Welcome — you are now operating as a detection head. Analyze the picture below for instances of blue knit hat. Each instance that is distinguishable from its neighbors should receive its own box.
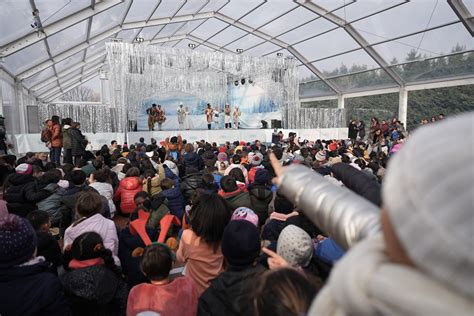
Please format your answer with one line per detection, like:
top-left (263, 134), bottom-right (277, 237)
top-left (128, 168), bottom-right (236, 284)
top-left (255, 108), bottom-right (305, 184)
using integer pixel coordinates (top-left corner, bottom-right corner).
top-left (0, 214), bottom-right (37, 268)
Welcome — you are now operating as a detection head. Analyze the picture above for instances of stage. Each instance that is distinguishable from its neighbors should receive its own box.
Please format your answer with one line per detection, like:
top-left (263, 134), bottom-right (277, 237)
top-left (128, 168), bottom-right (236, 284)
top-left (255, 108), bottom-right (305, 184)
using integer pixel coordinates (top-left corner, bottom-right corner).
top-left (8, 128), bottom-right (348, 154)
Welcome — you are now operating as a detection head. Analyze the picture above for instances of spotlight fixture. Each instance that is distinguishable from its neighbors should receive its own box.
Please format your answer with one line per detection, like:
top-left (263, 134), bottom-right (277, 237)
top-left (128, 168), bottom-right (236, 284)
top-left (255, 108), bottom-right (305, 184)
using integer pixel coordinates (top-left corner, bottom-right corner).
top-left (236, 48), bottom-right (243, 53)
top-left (248, 78), bottom-right (254, 85)
top-left (234, 80), bottom-right (239, 86)
top-left (188, 43), bottom-right (196, 49)
top-left (241, 78), bottom-right (246, 85)
top-left (276, 52), bottom-right (283, 57)
top-left (135, 37), bottom-right (144, 43)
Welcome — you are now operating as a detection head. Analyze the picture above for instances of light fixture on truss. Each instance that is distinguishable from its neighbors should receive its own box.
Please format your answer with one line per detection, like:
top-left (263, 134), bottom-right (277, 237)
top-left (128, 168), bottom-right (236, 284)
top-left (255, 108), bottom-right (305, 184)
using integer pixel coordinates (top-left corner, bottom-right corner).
top-left (135, 37), bottom-right (144, 43)
top-left (236, 48), bottom-right (243, 54)
top-left (188, 43), bottom-right (196, 49)
top-left (276, 53), bottom-right (283, 57)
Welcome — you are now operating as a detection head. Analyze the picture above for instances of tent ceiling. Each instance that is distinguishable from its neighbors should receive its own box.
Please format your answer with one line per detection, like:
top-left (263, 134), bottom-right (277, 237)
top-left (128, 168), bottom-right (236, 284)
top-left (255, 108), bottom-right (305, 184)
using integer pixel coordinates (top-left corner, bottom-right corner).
top-left (0, 0), bottom-right (472, 102)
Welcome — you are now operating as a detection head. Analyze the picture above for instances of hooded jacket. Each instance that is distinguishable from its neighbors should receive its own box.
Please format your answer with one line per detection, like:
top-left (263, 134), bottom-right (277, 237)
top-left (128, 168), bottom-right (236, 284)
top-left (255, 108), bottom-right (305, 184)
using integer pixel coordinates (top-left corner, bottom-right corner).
top-left (114, 177), bottom-right (142, 214)
top-left (183, 151), bottom-right (203, 171)
top-left (180, 171), bottom-right (203, 203)
top-left (142, 164), bottom-right (165, 197)
top-left (49, 122), bottom-right (62, 148)
top-left (5, 174), bottom-right (52, 217)
top-left (247, 183), bottom-right (273, 225)
top-left (0, 260), bottom-right (70, 316)
top-left (218, 188), bottom-right (253, 210)
top-left (61, 265), bottom-right (128, 316)
top-left (198, 265), bottom-right (266, 316)
top-left (69, 127), bottom-right (85, 156)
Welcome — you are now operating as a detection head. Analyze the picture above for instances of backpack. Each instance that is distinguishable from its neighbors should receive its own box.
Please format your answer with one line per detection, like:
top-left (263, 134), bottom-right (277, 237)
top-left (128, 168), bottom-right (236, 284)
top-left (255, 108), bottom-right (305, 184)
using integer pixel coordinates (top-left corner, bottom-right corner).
top-left (41, 127), bottom-right (52, 143)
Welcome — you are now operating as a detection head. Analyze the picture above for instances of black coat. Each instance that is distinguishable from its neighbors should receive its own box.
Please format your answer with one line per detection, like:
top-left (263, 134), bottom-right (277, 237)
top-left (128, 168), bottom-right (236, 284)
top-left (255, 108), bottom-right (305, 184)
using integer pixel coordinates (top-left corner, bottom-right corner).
top-left (37, 232), bottom-right (62, 270)
top-left (118, 226), bottom-right (159, 287)
top-left (183, 152), bottom-right (203, 172)
top-left (358, 122), bottom-right (366, 138)
top-left (348, 122), bottom-right (358, 139)
top-left (198, 265), bottom-right (266, 316)
top-left (180, 172), bottom-right (203, 203)
top-left (0, 261), bottom-right (70, 316)
top-left (69, 127), bottom-right (86, 156)
top-left (5, 174), bottom-right (52, 217)
top-left (331, 163), bottom-right (381, 206)
top-left (247, 184), bottom-right (273, 226)
top-left (61, 265), bottom-right (129, 316)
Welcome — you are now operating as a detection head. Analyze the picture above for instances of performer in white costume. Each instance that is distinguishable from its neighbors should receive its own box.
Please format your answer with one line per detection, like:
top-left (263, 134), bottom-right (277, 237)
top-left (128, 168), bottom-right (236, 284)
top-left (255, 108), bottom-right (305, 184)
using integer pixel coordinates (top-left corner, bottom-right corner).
top-left (224, 104), bottom-right (231, 129)
top-left (213, 106), bottom-right (220, 129)
top-left (183, 106), bottom-right (192, 130)
top-left (177, 103), bottom-right (186, 130)
top-left (233, 106), bottom-right (241, 129)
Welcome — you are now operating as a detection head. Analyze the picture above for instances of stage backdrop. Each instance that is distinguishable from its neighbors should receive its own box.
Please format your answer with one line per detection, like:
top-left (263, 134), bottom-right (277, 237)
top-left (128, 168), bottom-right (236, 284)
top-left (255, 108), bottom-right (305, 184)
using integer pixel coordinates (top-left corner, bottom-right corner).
top-left (138, 82), bottom-right (281, 130)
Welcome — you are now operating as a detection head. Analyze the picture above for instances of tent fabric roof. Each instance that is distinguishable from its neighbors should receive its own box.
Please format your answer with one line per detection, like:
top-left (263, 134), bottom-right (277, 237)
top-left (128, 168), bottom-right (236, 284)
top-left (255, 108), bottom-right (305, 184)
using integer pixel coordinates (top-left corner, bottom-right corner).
top-left (1, 0), bottom-right (473, 102)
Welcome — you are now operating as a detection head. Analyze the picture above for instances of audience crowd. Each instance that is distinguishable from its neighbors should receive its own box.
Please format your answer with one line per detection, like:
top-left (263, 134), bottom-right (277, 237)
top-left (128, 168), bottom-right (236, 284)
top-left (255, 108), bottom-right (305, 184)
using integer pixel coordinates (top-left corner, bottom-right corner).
top-left (0, 112), bottom-right (472, 316)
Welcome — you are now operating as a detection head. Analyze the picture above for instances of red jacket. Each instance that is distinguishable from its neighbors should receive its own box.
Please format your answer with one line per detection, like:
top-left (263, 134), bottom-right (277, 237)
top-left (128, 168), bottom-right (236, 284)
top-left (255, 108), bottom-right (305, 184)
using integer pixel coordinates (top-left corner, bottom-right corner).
top-left (114, 177), bottom-right (142, 214)
top-left (49, 122), bottom-right (63, 148)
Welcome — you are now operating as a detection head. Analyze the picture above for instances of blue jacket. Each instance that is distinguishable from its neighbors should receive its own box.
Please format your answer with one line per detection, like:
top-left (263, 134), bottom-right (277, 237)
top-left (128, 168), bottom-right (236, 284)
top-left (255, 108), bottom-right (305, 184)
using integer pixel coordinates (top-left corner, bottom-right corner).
top-left (0, 261), bottom-right (70, 316)
top-left (183, 152), bottom-right (202, 171)
top-left (159, 185), bottom-right (185, 219)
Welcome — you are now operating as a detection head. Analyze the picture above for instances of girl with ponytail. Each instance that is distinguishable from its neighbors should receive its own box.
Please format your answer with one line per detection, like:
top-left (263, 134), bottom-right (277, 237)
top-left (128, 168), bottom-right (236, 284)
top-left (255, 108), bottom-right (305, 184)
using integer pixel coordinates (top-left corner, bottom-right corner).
top-left (61, 232), bottom-right (129, 316)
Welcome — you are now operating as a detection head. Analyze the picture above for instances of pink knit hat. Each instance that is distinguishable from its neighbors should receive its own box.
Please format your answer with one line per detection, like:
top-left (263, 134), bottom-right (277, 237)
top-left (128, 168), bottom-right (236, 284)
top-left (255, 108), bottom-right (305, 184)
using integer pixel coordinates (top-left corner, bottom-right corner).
top-left (231, 207), bottom-right (259, 227)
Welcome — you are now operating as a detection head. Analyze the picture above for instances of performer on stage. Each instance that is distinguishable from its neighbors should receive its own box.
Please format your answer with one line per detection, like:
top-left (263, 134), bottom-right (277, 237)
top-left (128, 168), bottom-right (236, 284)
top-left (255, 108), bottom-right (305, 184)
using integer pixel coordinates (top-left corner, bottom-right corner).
top-left (233, 106), bottom-right (241, 129)
top-left (183, 106), bottom-right (192, 130)
top-left (156, 104), bottom-right (166, 131)
top-left (213, 105), bottom-right (220, 129)
top-left (146, 103), bottom-right (159, 131)
top-left (177, 103), bottom-right (186, 130)
top-left (224, 104), bottom-right (231, 129)
top-left (205, 103), bottom-right (213, 130)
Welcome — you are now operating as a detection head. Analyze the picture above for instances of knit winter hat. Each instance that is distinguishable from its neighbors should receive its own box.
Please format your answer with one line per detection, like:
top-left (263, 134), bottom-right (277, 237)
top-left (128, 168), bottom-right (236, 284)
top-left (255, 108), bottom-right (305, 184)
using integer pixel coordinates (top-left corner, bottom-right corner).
top-left (315, 150), bottom-right (327, 162)
top-left (0, 213), bottom-right (37, 268)
top-left (249, 152), bottom-right (263, 166)
top-left (277, 225), bottom-right (313, 267)
top-left (231, 207), bottom-right (259, 227)
top-left (383, 113), bottom-right (474, 298)
top-left (254, 169), bottom-right (271, 185)
top-left (15, 163), bottom-right (33, 175)
top-left (221, 220), bottom-right (260, 267)
top-left (217, 152), bottom-right (227, 162)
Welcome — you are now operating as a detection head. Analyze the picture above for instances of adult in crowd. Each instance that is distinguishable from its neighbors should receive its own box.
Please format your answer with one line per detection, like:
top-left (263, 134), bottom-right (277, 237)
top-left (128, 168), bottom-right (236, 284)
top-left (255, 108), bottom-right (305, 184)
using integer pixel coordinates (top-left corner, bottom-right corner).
top-left (48, 115), bottom-right (63, 166)
top-left (62, 118), bottom-right (73, 165)
top-left (69, 122), bottom-right (86, 165)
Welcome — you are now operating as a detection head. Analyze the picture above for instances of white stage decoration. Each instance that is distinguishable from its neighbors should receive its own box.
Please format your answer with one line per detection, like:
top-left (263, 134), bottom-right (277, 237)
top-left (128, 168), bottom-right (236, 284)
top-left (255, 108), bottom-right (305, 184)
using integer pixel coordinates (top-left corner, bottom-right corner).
top-left (9, 128), bottom-right (348, 154)
top-left (105, 42), bottom-right (299, 132)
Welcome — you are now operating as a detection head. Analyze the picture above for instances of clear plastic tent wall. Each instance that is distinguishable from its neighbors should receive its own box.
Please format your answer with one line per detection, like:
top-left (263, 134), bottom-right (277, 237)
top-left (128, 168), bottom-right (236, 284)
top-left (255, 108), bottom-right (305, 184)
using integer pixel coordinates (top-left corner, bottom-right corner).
top-left (0, 0), bottom-right (472, 132)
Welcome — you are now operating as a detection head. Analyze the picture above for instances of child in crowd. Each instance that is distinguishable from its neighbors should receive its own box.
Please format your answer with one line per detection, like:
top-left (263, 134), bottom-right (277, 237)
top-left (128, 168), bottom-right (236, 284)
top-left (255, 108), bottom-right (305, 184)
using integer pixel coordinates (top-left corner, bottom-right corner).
top-left (127, 244), bottom-right (199, 316)
top-left (113, 167), bottom-right (142, 215)
top-left (158, 177), bottom-right (185, 219)
top-left (0, 213), bottom-right (70, 316)
top-left (218, 176), bottom-right (253, 210)
top-left (61, 232), bottom-right (128, 316)
top-left (64, 191), bottom-right (119, 265)
top-left (26, 210), bottom-right (61, 272)
top-left (89, 169), bottom-right (116, 218)
top-left (176, 193), bottom-right (231, 294)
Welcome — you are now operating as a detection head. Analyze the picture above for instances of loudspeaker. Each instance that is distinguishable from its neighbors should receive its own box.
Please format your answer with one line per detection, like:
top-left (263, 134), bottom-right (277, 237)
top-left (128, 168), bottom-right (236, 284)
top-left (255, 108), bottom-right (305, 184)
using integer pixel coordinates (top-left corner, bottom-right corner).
top-left (271, 119), bottom-right (282, 129)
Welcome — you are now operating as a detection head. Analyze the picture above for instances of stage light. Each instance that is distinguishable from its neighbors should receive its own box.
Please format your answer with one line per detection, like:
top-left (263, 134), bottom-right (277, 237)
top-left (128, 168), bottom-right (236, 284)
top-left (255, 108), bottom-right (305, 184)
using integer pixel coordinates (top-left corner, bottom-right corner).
top-left (234, 80), bottom-right (239, 86)
top-left (248, 78), bottom-right (253, 84)
top-left (236, 48), bottom-right (243, 53)
top-left (241, 78), bottom-right (246, 85)
top-left (188, 43), bottom-right (196, 49)
top-left (135, 37), bottom-right (144, 43)
top-left (277, 52), bottom-right (283, 57)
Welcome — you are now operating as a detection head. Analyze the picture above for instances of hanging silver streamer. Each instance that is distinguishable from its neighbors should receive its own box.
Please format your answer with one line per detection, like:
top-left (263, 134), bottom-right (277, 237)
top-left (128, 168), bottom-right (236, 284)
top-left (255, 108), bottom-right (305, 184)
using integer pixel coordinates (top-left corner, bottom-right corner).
top-left (38, 103), bottom-right (115, 133)
top-left (105, 42), bottom-right (300, 132)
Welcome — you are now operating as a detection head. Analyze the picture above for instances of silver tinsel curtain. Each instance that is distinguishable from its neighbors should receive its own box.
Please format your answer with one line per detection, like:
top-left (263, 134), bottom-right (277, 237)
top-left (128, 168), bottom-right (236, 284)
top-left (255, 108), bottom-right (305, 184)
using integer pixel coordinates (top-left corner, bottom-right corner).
top-left (38, 103), bottom-right (117, 133)
top-left (106, 42), bottom-right (299, 132)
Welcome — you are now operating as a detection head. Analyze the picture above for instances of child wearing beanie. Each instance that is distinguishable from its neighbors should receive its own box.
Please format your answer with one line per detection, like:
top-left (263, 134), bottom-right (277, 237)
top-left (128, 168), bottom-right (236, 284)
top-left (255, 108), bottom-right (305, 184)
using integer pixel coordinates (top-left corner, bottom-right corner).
top-left (127, 244), bottom-right (199, 316)
top-left (61, 232), bottom-right (128, 315)
top-left (198, 219), bottom-right (265, 316)
top-left (0, 213), bottom-right (70, 316)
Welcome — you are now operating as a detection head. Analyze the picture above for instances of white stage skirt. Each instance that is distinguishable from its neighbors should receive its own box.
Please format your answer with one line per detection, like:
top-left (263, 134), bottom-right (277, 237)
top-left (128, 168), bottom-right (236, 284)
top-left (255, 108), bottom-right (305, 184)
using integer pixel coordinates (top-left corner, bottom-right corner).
top-left (8, 128), bottom-right (348, 154)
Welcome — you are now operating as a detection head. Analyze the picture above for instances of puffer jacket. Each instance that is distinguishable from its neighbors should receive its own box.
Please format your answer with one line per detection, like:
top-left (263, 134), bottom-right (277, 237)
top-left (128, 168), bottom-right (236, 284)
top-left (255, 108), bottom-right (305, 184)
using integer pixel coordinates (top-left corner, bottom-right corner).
top-left (49, 123), bottom-right (62, 148)
top-left (183, 152), bottom-right (202, 171)
top-left (247, 184), bottom-right (272, 226)
top-left (89, 182), bottom-right (116, 217)
top-left (142, 164), bottom-right (165, 197)
top-left (0, 260), bottom-right (70, 316)
top-left (198, 265), bottom-right (266, 316)
top-left (62, 125), bottom-right (72, 149)
top-left (5, 174), bottom-right (52, 217)
top-left (159, 185), bottom-right (185, 220)
top-left (61, 265), bottom-right (128, 316)
top-left (180, 172), bottom-right (203, 203)
top-left (69, 127), bottom-right (85, 156)
top-left (37, 183), bottom-right (66, 226)
top-left (218, 188), bottom-right (253, 211)
top-left (114, 177), bottom-right (142, 214)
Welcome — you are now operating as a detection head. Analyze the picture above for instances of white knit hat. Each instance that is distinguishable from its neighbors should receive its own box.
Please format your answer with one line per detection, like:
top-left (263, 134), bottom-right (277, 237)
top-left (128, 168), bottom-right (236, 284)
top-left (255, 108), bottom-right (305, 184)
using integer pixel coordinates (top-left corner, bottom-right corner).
top-left (383, 113), bottom-right (474, 298)
top-left (163, 160), bottom-right (178, 176)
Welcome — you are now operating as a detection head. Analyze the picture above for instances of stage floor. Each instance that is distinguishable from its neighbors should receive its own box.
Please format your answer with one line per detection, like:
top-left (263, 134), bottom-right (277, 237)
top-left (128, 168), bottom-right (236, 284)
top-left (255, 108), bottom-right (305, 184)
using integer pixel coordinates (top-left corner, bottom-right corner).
top-left (9, 128), bottom-right (348, 154)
